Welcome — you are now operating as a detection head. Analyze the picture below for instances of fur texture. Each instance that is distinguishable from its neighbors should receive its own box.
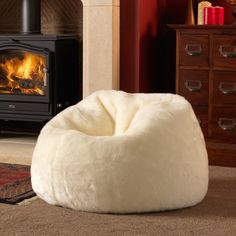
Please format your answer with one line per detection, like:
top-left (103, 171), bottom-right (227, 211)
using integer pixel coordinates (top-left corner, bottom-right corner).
top-left (31, 90), bottom-right (209, 213)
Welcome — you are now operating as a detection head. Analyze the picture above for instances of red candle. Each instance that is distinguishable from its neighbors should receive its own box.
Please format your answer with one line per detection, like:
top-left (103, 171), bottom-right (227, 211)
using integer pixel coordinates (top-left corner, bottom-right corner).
top-left (204, 7), bottom-right (216, 25)
top-left (215, 7), bottom-right (224, 25)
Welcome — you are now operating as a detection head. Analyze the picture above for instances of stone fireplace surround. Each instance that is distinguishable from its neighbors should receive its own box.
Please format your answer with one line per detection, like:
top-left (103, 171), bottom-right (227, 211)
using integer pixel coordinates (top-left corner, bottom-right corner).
top-left (81, 0), bottom-right (120, 97)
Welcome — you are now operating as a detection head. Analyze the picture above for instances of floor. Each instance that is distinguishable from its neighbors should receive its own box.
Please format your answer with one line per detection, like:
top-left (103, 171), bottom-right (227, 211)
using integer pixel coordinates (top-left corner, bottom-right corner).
top-left (0, 132), bottom-right (235, 235)
top-left (0, 133), bottom-right (37, 165)
top-left (0, 166), bottom-right (235, 235)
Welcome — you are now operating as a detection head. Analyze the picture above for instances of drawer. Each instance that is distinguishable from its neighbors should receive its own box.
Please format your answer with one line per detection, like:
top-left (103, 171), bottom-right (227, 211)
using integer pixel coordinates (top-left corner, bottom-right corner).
top-left (0, 101), bottom-right (50, 113)
top-left (213, 35), bottom-right (236, 67)
top-left (178, 70), bottom-right (209, 105)
top-left (179, 34), bottom-right (209, 66)
top-left (212, 71), bottom-right (236, 105)
top-left (210, 106), bottom-right (236, 143)
top-left (192, 106), bottom-right (208, 137)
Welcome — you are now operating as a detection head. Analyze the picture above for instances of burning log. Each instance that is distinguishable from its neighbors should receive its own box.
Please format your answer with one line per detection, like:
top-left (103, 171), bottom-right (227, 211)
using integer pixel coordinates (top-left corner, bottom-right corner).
top-left (0, 87), bottom-right (21, 94)
top-left (11, 75), bottom-right (44, 89)
top-left (0, 76), bottom-right (8, 86)
top-left (0, 87), bottom-right (13, 92)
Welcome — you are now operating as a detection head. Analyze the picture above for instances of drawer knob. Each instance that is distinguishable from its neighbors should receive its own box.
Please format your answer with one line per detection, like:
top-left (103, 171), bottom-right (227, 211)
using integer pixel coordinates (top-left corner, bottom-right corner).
top-left (185, 44), bottom-right (202, 56)
top-left (218, 118), bottom-right (236, 131)
top-left (185, 80), bottom-right (202, 92)
top-left (219, 82), bottom-right (236, 94)
top-left (219, 45), bottom-right (236, 58)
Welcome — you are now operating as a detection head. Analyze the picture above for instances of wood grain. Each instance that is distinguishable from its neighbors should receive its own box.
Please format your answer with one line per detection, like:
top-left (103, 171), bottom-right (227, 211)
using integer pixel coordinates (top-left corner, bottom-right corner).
top-left (174, 25), bottom-right (236, 167)
top-left (207, 141), bottom-right (236, 167)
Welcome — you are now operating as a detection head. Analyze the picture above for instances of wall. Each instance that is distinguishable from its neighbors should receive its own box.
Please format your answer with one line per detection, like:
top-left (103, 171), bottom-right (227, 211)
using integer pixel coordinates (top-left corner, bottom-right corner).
top-left (0, 0), bottom-right (83, 35)
top-left (120, 0), bottom-right (234, 93)
top-left (139, 0), bottom-right (161, 92)
top-left (120, 0), bottom-right (187, 93)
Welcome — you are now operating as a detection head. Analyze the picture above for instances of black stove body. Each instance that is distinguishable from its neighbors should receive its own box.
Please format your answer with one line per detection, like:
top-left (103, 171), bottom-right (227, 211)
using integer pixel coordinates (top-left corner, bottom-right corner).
top-left (0, 35), bottom-right (80, 122)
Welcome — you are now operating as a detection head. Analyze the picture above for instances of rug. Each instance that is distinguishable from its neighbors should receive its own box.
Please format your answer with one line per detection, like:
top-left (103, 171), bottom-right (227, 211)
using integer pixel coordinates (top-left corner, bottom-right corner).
top-left (0, 163), bottom-right (35, 204)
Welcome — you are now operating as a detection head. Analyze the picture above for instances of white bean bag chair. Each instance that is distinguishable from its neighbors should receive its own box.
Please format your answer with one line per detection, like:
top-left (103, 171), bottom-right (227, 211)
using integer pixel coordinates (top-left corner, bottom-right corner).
top-left (31, 90), bottom-right (208, 213)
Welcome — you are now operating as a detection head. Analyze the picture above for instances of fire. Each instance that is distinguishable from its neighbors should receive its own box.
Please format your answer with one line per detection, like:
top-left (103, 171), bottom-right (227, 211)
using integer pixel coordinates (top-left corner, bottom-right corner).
top-left (0, 51), bottom-right (46, 95)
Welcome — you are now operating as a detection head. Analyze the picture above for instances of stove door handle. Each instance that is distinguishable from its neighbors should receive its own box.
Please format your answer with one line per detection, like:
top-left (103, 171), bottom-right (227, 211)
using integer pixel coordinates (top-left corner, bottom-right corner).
top-left (43, 68), bottom-right (49, 86)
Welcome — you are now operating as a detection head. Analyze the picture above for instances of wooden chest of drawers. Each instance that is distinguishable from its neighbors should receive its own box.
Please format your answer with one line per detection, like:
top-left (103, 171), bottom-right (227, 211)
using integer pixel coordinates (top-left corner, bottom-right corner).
top-left (172, 25), bottom-right (236, 167)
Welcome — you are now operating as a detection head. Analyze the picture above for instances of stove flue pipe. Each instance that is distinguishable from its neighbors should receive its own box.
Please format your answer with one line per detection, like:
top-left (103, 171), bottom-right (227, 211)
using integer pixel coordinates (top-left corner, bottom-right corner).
top-left (22, 0), bottom-right (41, 34)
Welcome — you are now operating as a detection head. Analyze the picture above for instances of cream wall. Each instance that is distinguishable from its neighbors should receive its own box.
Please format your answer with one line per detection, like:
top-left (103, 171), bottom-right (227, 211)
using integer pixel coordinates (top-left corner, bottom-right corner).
top-left (81, 0), bottom-right (120, 97)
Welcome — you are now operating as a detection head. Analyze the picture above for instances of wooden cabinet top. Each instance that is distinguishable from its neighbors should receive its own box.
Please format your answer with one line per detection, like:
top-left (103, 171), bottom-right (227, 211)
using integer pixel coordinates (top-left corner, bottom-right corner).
top-left (168, 24), bottom-right (236, 30)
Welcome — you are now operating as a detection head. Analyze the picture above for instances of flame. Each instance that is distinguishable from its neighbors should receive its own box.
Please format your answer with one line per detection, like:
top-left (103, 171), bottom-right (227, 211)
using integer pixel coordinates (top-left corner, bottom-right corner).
top-left (0, 52), bottom-right (46, 95)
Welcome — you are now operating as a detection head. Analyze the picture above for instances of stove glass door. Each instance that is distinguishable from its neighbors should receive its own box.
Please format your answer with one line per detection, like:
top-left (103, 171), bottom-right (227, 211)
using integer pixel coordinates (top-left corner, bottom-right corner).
top-left (0, 49), bottom-right (46, 96)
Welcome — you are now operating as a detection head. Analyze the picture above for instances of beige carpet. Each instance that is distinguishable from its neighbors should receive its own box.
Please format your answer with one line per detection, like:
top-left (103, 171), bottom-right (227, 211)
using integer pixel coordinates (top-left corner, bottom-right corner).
top-left (0, 166), bottom-right (235, 236)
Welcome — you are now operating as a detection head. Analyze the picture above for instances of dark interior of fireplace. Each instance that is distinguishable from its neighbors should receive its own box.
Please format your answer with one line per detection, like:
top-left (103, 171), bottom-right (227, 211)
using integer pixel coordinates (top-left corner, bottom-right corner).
top-left (0, 0), bottom-right (83, 133)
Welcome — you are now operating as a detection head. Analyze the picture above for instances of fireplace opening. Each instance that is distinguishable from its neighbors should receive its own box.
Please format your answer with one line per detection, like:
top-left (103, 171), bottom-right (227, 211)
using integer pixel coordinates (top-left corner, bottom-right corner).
top-left (0, 50), bottom-right (46, 95)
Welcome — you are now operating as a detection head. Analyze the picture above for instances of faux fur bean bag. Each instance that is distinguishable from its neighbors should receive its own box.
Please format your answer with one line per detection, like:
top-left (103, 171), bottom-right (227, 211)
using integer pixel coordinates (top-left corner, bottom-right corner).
top-left (31, 90), bottom-right (209, 213)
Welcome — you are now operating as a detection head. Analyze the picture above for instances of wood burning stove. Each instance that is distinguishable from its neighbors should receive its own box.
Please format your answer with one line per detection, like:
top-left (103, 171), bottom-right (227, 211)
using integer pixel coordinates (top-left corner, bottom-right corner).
top-left (0, 35), bottom-right (80, 122)
top-left (0, 0), bottom-right (81, 123)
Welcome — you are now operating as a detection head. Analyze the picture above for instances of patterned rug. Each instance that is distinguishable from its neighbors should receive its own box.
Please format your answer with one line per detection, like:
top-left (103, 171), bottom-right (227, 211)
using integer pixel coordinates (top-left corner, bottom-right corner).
top-left (0, 163), bottom-right (35, 204)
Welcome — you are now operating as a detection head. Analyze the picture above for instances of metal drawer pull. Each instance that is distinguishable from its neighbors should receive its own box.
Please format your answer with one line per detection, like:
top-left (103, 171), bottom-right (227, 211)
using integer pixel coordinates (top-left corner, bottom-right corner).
top-left (219, 82), bottom-right (236, 94)
top-left (185, 44), bottom-right (202, 56)
top-left (219, 45), bottom-right (236, 58)
top-left (218, 118), bottom-right (236, 131)
top-left (185, 80), bottom-right (202, 92)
